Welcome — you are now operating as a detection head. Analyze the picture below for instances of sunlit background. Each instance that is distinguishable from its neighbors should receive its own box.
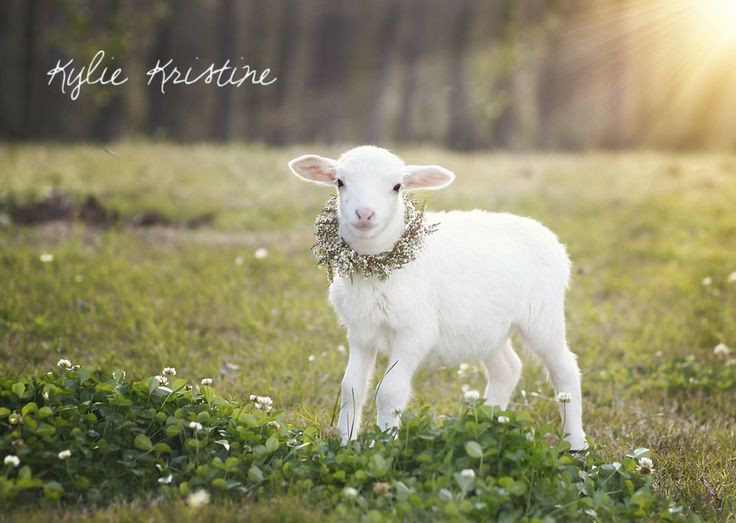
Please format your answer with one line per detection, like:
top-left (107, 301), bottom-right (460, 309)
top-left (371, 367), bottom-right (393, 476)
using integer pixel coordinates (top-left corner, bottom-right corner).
top-left (1, 0), bottom-right (735, 149)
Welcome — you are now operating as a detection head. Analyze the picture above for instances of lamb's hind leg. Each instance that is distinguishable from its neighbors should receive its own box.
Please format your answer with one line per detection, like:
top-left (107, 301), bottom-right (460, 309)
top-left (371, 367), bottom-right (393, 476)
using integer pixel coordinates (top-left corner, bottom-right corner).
top-left (520, 313), bottom-right (587, 451)
top-left (483, 339), bottom-right (522, 409)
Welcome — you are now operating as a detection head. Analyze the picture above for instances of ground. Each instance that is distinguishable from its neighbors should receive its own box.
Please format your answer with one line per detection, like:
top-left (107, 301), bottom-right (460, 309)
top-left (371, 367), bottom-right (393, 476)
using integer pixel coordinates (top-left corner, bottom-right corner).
top-left (1, 144), bottom-right (735, 521)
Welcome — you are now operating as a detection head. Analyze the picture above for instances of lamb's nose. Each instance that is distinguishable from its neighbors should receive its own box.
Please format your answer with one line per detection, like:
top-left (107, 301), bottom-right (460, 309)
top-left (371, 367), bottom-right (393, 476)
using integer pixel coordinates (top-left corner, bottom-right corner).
top-left (355, 208), bottom-right (375, 221)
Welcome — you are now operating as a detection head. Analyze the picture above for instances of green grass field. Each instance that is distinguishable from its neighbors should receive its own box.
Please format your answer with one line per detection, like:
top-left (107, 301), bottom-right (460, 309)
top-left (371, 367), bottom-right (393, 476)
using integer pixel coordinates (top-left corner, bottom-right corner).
top-left (1, 144), bottom-right (735, 521)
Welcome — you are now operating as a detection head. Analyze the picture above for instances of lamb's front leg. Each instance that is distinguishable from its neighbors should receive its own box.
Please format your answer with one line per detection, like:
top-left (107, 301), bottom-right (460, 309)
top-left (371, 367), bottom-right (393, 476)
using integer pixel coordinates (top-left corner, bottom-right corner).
top-left (337, 343), bottom-right (376, 444)
top-left (376, 350), bottom-right (421, 433)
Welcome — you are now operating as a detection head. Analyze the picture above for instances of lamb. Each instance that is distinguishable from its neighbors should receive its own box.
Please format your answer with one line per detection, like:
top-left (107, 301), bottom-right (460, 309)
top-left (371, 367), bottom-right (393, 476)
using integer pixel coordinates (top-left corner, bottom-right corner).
top-left (288, 145), bottom-right (587, 451)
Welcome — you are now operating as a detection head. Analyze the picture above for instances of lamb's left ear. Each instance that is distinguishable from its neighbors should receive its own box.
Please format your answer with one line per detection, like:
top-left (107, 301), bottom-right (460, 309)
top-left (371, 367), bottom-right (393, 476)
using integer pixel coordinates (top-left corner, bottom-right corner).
top-left (402, 164), bottom-right (456, 191)
top-left (288, 154), bottom-right (338, 186)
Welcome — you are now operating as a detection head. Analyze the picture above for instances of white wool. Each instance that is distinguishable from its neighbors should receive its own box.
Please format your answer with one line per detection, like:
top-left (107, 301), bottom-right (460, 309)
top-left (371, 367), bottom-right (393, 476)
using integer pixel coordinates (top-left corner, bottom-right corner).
top-left (289, 146), bottom-right (587, 451)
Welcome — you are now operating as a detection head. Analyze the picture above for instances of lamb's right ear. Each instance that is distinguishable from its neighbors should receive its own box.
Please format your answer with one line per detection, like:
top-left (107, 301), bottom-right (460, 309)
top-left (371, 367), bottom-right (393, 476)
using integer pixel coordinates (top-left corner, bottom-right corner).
top-left (288, 155), bottom-right (338, 186)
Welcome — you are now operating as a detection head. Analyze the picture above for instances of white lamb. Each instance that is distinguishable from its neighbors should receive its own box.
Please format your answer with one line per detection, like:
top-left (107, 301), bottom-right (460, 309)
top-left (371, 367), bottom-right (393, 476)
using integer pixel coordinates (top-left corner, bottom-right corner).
top-left (288, 145), bottom-right (587, 451)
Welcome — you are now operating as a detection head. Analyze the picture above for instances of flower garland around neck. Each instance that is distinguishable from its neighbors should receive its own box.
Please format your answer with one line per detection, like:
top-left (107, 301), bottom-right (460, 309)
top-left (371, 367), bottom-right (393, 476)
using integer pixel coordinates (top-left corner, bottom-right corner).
top-left (313, 194), bottom-right (438, 282)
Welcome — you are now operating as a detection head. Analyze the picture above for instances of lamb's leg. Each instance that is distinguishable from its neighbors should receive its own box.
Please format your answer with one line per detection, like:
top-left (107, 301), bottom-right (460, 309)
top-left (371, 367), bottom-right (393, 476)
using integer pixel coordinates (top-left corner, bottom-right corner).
top-left (483, 339), bottom-right (522, 409)
top-left (337, 344), bottom-right (376, 444)
top-left (375, 353), bottom-right (420, 433)
top-left (521, 318), bottom-right (587, 451)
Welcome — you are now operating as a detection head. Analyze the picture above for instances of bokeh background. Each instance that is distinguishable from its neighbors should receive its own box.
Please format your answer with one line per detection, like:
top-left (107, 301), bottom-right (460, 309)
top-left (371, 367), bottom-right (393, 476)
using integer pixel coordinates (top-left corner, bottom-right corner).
top-left (3, 0), bottom-right (736, 149)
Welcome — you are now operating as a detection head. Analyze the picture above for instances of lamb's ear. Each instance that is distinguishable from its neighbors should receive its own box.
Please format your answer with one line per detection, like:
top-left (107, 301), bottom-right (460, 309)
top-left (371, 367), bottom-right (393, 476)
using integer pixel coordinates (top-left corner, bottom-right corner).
top-left (402, 164), bottom-right (456, 191)
top-left (288, 155), bottom-right (338, 186)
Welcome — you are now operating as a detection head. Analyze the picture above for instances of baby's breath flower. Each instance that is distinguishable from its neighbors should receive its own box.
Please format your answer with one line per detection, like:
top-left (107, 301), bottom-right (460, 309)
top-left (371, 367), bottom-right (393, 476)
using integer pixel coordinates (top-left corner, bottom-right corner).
top-left (158, 474), bottom-right (173, 484)
top-left (636, 457), bottom-right (654, 475)
top-left (57, 358), bottom-right (73, 370)
top-left (464, 389), bottom-right (481, 402)
top-left (201, 378), bottom-right (213, 385)
top-left (188, 421), bottom-right (203, 432)
top-left (40, 253), bottom-right (54, 263)
top-left (714, 343), bottom-right (731, 357)
top-left (162, 367), bottom-right (176, 376)
top-left (556, 392), bottom-right (572, 404)
top-left (154, 375), bottom-right (169, 386)
top-left (58, 449), bottom-right (71, 460)
top-left (313, 195), bottom-right (437, 281)
top-left (187, 488), bottom-right (210, 508)
top-left (460, 469), bottom-right (476, 480)
top-left (4, 455), bottom-right (20, 467)
top-left (373, 481), bottom-right (391, 495)
top-left (497, 415), bottom-right (510, 424)
top-left (342, 486), bottom-right (359, 498)
top-left (254, 248), bottom-right (268, 259)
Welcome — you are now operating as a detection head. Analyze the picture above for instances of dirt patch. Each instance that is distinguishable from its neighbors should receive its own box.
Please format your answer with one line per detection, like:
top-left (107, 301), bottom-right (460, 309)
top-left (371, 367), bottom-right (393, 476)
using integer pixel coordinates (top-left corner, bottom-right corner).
top-left (5, 191), bottom-right (215, 229)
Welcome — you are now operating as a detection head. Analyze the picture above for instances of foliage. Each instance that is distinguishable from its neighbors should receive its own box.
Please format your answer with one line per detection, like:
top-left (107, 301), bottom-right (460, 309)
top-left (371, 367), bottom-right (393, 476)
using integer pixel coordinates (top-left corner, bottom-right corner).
top-left (1, 364), bottom-right (685, 521)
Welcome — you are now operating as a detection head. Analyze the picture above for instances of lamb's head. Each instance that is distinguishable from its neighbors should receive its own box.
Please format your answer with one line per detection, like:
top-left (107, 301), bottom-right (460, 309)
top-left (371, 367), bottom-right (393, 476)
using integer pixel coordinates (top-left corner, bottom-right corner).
top-left (288, 146), bottom-right (455, 254)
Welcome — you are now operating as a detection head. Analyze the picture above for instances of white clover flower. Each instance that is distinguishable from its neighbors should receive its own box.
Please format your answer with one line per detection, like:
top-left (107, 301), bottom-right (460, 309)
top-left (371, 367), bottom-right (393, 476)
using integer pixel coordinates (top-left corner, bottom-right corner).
top-left (254, 248), bottom-right (269, 259)
top-left (158, 474), bottom-right (173, 484)
top-left (154, 375), bottom-right (169, 386)
top-left (162, 367), bottom-right (176, 376)
top-left (702, 276), bottom-right (713, 286)
top-left (286, 438), bottom-right (299, 447)
top-left (4, 455), bottom-right (20, 467)
top-left (728, 271), bottom-right (736, 283)
top-left (234, 256), bottom-right (244, 266)
top-left (57, 358), bottom-right (73, 370)
top-left (189, 421), bottom-right (203, 432)
top-left (201, 378), bottom-right (213, 385)
top-left (308, 354), bottom-right (315, 363)
top-left (40, 253), bottom-right (54, 263)
top-left (637, 457), bottom-right (654, 475)
top-left (464, 389), bottom-right (481, 402)
top-left (249, 394), bottom-right (257, 401)
top-left (253, 395), bottom-right (273, 411)
top-left (343, 486), bottom-right (359, 498)
top-left (497, 416), bottom-right (510, 424)
top-left (556, 392), bottom-right (572, 404)
top-left (58, 449), bottom-right (71, 460)
top-left (460, 468), bottom-right (476, 480)
top-left (187, 488), bottom-right (210, 508)
top-left (337, 344), bottom-right (346, 353)
top-left (714, 343), bottom-right (731, 357)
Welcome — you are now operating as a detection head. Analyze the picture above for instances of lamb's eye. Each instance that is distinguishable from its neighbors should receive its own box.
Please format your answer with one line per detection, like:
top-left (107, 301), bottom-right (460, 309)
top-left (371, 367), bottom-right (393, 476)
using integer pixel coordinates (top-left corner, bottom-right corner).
top-left (393, 183), bottom-right (402, 192)
top-left (337, 179), bottom-right (344, 188)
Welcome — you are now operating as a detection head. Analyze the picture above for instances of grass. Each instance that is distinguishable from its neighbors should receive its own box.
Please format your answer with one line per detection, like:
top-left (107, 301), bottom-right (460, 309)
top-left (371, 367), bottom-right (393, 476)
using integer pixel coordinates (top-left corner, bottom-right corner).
top-left (1, 143), bottom-right (735, 520)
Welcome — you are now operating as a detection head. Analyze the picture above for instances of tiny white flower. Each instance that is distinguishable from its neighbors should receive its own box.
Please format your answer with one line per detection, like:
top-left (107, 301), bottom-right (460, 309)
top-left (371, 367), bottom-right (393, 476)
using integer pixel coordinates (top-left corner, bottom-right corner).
top-left (158, 474), bottom-right (173, 484)
top-left (249, 394), bottom-right (256, 401)
top-left (187, 488), bottom-right (210, 508)
top-left (556, 392), bottom-right (572, 404)
top-left (343, 486), bottom-right (359, 498)
top-left (286, 438), bottom-right (298, 447)
top-left (497, 416), bottom-right (510, 424)
top-left (337, 344), bottom-right (346, 353)
top-left (57, 358), bottom-right (73, 370)
top-left (714, 343), bottom-right (731, 357)
top-left (728, 271), bottom-right (736, 283)
top-left (254, 248), bottom-right (268, 259)
top-left (40, 253), bottom-right (54, 263)
top-left (637, 457), bottom-right (654, 474)
top-left (189, 421), bottom-right (203, 432)
top-left (702, 276), bottom-right (713, 286)
top-left (253, 395), bottom-right (273, 411)
top-left (234, 256), bottom-right (244, 266)
top-left (464, 389), bottom-right (481, 402)
top-left (154, 375), bottom-right (169, 386)
top-left (4, 455), bottom-right (20, 467)
top-left (201, 378), bottom-right (213, 385)
top-left (58, 449), bottom-right (71, 460)
top-left (460, 468), bottom-right (476, 480)
top-left (162, 367), bottom-right (176, 376)
top-left (308, 354), bottom-right (315, 363)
